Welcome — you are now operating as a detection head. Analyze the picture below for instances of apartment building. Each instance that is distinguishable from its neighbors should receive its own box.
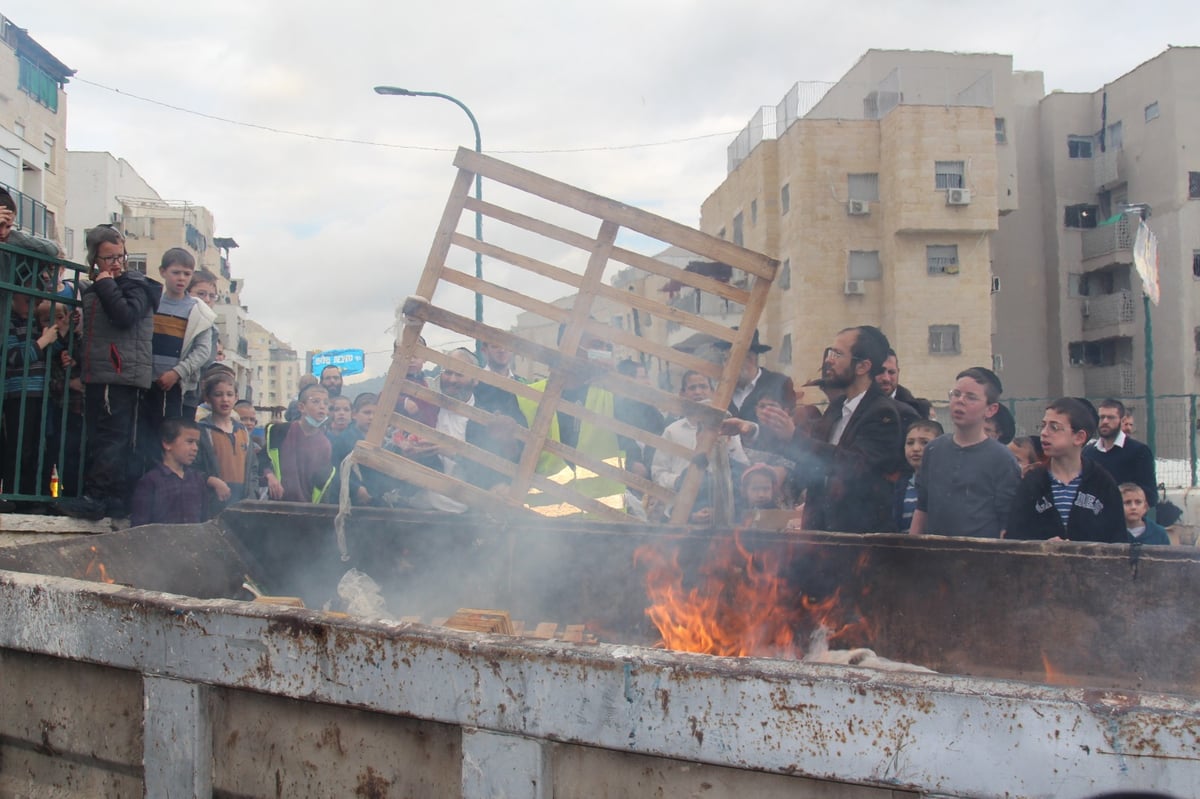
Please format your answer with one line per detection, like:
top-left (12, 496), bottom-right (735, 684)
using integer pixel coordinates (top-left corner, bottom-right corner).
top-left (1037, 47), bottom-right (1200, 400)
top-left (245, 318), bottom-right (302, 420)
top-left (0, 14), bottom-right (72, 245)
top-left (700, 50), bottom-right (1042, 401)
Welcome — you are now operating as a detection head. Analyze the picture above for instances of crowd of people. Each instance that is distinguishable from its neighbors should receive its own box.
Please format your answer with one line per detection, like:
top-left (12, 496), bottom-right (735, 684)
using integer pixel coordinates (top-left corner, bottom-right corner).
top-left (0, 217), bottom-right (1176, 544)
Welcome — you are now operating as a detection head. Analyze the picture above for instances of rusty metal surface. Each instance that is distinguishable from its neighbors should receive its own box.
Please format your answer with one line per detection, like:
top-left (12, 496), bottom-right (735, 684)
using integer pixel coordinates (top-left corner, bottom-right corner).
top-left (1, 570), bottom-right (1195, 798)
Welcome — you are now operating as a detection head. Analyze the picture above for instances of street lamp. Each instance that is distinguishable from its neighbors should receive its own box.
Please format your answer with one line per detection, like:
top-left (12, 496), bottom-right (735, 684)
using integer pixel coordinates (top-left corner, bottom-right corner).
top-left (375, 86), bottom-right (484, 325)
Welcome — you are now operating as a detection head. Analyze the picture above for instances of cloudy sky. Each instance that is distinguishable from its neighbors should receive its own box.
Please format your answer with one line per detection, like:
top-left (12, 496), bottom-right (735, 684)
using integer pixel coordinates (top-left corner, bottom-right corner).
top-left (14, 1), bottom-right (1195, 380)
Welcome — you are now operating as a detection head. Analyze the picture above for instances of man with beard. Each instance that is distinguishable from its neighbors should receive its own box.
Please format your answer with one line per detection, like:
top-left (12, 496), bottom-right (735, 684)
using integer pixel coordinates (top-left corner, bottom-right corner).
top-left (1083, 398), bottom-right (1157, 509)
top-left (875, 349), bottom-right (932, 421)
top-left (713, 328), bottom-right (795, 426)
top-left (319, 365), bottom-right (344, 398)
top-left (738, 325), bottom-right (906, 532)
top-left (407, 348), bottom-right (526, 512)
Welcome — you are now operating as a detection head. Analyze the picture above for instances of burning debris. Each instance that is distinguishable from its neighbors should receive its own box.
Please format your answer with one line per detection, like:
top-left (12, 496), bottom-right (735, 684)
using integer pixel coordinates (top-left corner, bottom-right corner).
top-left (634, 530), bottom-right (930, 671)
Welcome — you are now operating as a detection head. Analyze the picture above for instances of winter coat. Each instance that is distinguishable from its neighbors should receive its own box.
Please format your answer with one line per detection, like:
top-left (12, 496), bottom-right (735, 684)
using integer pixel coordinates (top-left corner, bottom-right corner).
top-left (80, 272), bottom-right (162, 388)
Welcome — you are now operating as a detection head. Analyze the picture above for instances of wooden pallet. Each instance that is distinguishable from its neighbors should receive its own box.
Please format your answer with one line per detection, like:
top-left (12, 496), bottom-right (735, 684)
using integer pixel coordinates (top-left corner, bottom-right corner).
top-left (357, 147), bottom-right (777, 525)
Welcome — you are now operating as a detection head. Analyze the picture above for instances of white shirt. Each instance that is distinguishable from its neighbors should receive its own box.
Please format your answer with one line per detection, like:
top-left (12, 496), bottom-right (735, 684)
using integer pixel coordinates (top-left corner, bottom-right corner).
top-left (1094, 430), bottom-right (1127, 453)
top-left (652, 417), bottom-right (750, 490)
top-left (830, 390), bottom-right (866, 446)
top-left (730, 368), bottom-right (762, 413)
top-left (426, 396), bottom-right (474, 513)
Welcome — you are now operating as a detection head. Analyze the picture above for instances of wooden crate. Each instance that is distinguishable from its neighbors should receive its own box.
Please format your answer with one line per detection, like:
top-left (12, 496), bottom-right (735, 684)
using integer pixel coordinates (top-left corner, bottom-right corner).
top-left (357, 147), bottom-right (777, 524)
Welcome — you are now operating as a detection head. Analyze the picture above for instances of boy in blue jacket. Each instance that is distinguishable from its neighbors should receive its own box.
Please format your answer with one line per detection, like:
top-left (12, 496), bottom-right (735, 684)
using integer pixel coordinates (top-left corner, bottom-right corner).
top-left (1121, 483), bottom-right (1172, 545)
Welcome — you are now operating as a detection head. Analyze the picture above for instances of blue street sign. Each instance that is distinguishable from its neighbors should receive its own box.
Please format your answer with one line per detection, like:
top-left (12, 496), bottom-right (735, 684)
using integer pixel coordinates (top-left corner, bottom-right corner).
top-left (311, 349), bottom-right (365, 377)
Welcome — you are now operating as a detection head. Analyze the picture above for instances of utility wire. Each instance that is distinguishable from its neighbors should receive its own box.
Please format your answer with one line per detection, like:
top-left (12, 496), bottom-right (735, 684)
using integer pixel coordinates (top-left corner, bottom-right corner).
top-left (73, 76), bottom-right (740, 154)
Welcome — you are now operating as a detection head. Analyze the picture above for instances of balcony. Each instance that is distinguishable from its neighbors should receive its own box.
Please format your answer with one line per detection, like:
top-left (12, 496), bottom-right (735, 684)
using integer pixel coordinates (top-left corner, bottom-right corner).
top-left (0, 182), bottom-right (54, 239)
top-left (1081, 216), bottom-right (1133, 263)
top-left (1083, 363), bottom-right (1135, 397)
top-left (1082, 290), bottom-right (1135, 332)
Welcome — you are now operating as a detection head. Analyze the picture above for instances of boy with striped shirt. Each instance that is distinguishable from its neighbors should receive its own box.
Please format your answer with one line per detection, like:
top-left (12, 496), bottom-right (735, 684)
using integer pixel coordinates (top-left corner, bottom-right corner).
top-left (1006, 397), bottom-right (1124, 543)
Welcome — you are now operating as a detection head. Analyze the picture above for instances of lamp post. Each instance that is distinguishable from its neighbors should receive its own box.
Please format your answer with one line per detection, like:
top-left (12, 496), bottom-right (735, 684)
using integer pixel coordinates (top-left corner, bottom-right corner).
top-left (375, 86), bottom-right (484, 325)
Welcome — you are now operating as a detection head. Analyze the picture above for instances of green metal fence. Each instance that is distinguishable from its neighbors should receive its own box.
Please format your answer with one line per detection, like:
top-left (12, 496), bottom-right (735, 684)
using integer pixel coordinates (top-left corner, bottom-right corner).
top-left (1, 241), bottom-right (87, 505)
top-left (1000, 395), bottom-right (1199, 489)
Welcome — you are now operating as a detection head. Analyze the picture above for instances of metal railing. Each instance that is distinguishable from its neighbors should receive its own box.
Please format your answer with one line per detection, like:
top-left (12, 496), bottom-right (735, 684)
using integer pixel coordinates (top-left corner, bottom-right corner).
top-left (0, 182), bottom-right (55, 241)
top-left (1082, 290), bottom-right (1135, 330)
top-left (1006, 394), bottom-right (1200, 489)
top-left (1081, 216), bottom-right (1134, 262)
top-left (0, 242), bottom-right (87, 504)
top-left (727, 105), bottom-right (777, 173)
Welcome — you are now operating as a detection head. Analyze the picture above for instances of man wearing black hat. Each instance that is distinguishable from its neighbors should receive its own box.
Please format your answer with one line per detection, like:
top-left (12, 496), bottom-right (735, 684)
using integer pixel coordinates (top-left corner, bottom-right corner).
top-left (730, 325), bottom-right (906, 533)
top-left (714, 328), bottom-right (795, 426)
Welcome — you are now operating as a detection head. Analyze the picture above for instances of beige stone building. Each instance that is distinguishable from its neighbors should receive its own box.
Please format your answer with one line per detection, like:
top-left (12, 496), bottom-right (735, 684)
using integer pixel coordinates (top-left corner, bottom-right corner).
top-left (700, 50), bottom-right (1038, 402)
top-left (0, 14), bottom-right (71, 245)
top-left (245, 319), bottom-right (303, 420)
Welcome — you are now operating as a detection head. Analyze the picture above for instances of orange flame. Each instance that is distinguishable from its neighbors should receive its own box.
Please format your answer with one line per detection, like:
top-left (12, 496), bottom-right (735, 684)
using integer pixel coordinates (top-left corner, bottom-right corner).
top-left (634, 531), bottom-right (872, 659)
top-left (82, 545), bottom-right (116, 585)
top-left (1041, 652), bottom-right (1080, 686)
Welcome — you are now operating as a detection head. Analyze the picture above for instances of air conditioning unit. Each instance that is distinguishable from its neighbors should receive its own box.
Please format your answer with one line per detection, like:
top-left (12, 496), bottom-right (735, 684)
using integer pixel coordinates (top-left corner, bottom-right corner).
top-left (844, 279), bottom-right (866, 296)
top-left (946, 188), bottom-right (972, 206)
top-left (847, 199), bottom-right (870, 216)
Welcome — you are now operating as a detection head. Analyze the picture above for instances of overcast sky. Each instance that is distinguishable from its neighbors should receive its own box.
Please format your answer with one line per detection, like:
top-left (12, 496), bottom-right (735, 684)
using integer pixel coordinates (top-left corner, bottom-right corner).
top-left (13, 1), bottom-right (1196, 380)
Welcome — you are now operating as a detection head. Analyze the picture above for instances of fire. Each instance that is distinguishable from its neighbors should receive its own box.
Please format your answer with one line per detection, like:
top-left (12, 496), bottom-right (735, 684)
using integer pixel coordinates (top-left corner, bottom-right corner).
top-left (82, 545), bottom-right (116, 585)
top-left (1041, 652), bottom-right (1080, 686)
top-left (633, 531), bottom-right (872, 659)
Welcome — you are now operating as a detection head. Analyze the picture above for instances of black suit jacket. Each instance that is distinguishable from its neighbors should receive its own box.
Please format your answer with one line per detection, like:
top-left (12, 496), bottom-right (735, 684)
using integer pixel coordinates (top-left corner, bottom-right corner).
top-left (792, 384), bottom-right (907, 533)
top-left (729, 367), bottom-right (796, 425)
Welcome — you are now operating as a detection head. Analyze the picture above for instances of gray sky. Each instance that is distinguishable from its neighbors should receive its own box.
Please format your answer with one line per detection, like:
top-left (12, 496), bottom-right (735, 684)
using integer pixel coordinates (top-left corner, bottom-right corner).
top-left (14, 1), bottom-right (1195, 379)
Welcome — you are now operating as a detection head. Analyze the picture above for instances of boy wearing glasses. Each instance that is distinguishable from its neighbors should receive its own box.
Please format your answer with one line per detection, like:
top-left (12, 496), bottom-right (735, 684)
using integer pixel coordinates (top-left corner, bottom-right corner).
top-left (1006, 398), bottom-right (1124, 543)
top-left (910, 367), bottom-right (1019, 538)
top-left (58, 225), bottom-right (162, 520)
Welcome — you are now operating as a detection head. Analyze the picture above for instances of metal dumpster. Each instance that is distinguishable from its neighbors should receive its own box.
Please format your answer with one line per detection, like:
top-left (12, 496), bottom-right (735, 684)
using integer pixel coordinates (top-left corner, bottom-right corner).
top-left (1, 503), bottom-right (1197, 798)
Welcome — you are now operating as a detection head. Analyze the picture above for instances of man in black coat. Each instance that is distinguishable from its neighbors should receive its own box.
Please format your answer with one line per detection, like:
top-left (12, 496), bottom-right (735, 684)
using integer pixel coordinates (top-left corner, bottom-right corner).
top-left (748, 325), bottom-right (906, 533)
top-left (1083, 398), bottom-right (1157, 507)
top-left (875, 349), bottom-right (932, 420)
top-left (713, 328), bottom-right (795, 426)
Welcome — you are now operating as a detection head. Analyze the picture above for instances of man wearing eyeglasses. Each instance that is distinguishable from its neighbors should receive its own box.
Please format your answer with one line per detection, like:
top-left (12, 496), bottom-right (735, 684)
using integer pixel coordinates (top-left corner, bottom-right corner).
top-left (737, 325), bottom-right (906, 533)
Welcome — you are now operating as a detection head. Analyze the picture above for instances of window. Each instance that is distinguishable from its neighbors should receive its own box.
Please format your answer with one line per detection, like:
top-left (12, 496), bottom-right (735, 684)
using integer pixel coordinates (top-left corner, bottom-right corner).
top-left (1145, 101), bottom-right (1159, 122)
top-left (780, 258), bottom-right (791, 290)
top-left (1189, 172), bottom-right (1200, 200)
top-left (1068, 135), bottom-right (1093, 159)
top-left (18, 56), bottom-right (58, 112)
top-left (750, 199), bottom-right (758, 226)
top-left (64, 227), bottom-right (74, 259)
top-left (780, 184), bottom-right (790, 214)
top-left (848, 250), bottom-right (882, 280)
top-left (1194, 328), bottom-right (1200, 352)
top-left (848, 173), bottom-right (880, 202)
top-left (929, 325), bottom-right (961, 355)
top-left (1064, 203), bottom-right (1099, 229)
top-left (926, 245), bottom-right (959, 275)
top-left (780, 334), bottom-right (792, 365)
top-left (1107, 121), bottom-right (1123, 150)
top-left (126, 255), bottom-right (147, 274)
top-left (1068, 273), bottom-right (1088, 297)
top-left (934, 161), bottom-right (965, 190)
top-left (994, 117), bottom-right (1007, 144)
top-left (43, 133), bottom-right (56, 172)
top-left (992, 354), bottom-right (1004, 373)
top-left (732, 212), bottom-right (744, 247)
top-left (1193, 250), bottom-right (1200, 279)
